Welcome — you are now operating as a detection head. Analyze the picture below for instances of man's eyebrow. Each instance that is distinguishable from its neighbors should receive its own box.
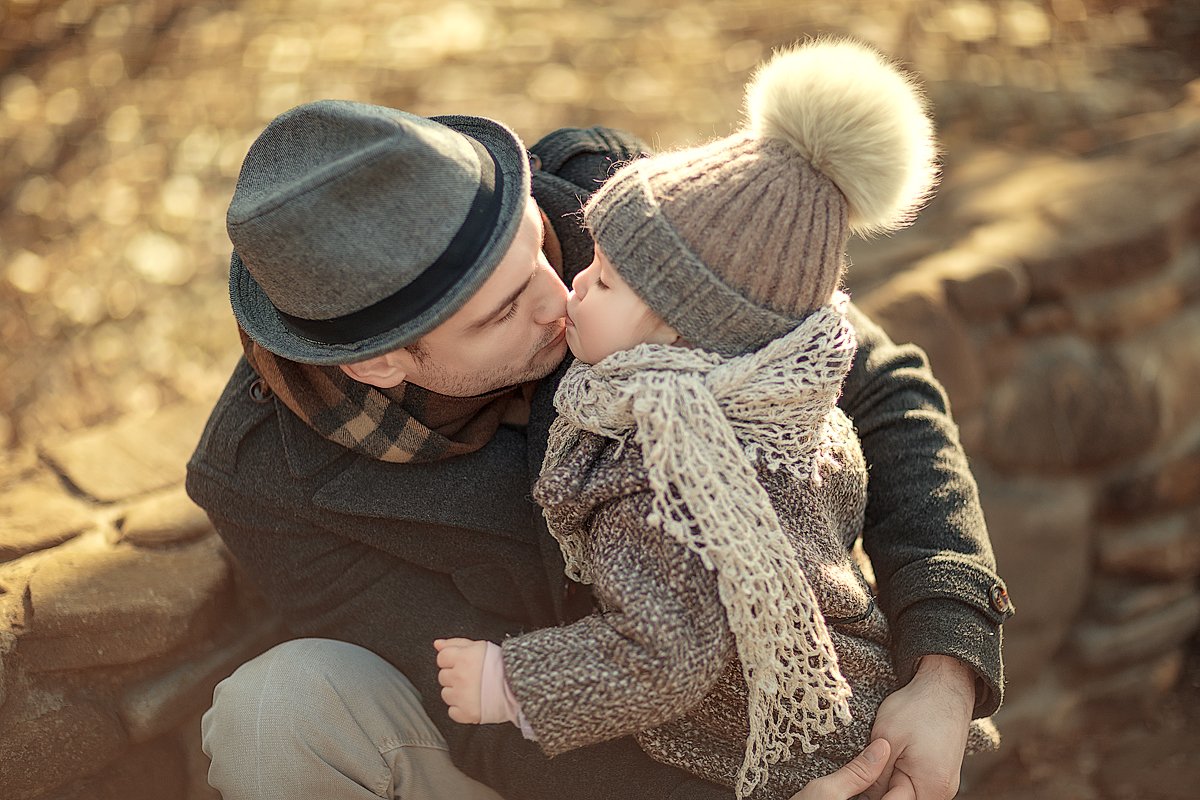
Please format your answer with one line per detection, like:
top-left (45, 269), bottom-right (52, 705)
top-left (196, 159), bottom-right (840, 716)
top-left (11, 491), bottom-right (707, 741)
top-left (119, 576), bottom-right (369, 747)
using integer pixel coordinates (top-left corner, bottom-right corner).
top-left (467, 272), bottom-right (534, 330)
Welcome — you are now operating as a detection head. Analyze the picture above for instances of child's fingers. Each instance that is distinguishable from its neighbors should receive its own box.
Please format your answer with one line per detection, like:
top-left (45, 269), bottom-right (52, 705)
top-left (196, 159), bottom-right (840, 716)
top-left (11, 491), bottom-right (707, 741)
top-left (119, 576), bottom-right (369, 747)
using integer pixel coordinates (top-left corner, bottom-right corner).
top-left (448, 705), bottom-right (477, 724)
top-left (436, 648), bottom-right (456, 669)
top-left (441, 685), bottom-right (467, 711)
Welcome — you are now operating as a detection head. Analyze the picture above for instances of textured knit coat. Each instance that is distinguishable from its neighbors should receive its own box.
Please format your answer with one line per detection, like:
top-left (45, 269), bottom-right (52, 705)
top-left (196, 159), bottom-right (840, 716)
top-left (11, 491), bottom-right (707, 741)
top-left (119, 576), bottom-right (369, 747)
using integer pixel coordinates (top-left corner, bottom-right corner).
top-left (187, 126), bottom-right (1013, 800)
top-left (504, 372), bottom-right (997, 800)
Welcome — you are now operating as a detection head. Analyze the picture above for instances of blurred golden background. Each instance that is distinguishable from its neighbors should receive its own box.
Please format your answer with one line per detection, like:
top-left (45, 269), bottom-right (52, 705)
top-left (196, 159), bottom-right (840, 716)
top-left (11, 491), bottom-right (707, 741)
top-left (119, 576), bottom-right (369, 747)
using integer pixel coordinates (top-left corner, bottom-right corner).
top-left (1, 0), bottom-right (1197, 449)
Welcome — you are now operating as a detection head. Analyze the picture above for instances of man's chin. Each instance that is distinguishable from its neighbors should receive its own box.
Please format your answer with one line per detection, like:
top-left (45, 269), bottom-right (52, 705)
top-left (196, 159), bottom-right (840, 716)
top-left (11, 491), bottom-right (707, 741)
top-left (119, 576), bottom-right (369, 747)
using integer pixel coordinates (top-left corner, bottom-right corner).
top-left (527, 335), bottom-right (569, 380)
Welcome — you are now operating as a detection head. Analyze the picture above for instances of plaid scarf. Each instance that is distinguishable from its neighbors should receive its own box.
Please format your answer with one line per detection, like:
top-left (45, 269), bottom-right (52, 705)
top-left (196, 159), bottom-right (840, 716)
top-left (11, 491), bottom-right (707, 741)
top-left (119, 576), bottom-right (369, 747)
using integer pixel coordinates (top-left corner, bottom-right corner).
top-left (240, 327), bottom-right (532, 463)
top-left (238, 206), bottom-right (564, 463)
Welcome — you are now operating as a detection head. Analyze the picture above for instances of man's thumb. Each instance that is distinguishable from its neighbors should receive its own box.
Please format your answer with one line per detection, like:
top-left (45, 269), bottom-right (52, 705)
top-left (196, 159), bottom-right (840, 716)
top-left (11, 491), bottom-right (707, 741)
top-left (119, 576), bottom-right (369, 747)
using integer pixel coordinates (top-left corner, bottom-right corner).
top-left (793, 738), bottom-right (892, 800)
top-left (840, 739), bottom-right (890, 789)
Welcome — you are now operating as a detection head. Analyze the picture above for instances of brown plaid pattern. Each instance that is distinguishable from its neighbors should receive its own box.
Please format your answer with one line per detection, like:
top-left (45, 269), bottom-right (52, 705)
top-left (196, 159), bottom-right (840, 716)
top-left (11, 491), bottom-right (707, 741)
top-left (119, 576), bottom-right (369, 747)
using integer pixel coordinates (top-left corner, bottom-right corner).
top-left (240, 328), bottom-right (524, 463)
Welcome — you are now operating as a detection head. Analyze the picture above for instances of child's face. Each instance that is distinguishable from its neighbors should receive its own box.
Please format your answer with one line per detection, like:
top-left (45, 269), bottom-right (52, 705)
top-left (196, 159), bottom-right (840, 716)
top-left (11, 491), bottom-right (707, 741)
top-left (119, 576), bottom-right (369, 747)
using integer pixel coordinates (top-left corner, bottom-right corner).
top-left (566, 245), bottom-right (678, 365)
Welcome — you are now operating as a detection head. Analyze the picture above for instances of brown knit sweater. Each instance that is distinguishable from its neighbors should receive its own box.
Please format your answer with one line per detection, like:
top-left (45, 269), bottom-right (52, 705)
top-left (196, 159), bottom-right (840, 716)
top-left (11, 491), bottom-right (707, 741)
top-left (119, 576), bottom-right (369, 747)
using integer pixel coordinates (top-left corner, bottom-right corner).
top-left (503, 425), bottom-right (998, 799)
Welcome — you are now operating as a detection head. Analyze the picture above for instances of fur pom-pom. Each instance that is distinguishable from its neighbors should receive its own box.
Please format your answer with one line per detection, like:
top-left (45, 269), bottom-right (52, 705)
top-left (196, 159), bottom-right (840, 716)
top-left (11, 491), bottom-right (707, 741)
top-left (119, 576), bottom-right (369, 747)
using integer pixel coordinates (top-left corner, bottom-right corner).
top-left (745, 39), bottom-right (938, 236)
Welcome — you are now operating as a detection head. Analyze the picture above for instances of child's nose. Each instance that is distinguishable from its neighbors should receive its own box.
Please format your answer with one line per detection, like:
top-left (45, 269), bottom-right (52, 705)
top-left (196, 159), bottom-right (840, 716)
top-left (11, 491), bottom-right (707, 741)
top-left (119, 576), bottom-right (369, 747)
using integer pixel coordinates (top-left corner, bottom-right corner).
top-left (571, 269), bottom-right (588, 298)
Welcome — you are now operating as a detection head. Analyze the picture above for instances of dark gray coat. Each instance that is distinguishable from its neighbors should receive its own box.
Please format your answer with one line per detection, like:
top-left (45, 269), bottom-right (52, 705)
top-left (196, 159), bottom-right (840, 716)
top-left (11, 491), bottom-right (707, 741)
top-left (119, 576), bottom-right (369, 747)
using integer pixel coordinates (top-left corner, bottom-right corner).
top-left (187, 126), bottom-right (1012, 800)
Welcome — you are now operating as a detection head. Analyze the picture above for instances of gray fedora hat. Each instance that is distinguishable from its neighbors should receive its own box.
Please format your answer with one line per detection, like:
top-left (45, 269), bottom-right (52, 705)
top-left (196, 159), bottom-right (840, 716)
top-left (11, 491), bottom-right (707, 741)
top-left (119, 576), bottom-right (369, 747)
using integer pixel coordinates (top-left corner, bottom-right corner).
top-left (227, 99), bottom-right (531, 365)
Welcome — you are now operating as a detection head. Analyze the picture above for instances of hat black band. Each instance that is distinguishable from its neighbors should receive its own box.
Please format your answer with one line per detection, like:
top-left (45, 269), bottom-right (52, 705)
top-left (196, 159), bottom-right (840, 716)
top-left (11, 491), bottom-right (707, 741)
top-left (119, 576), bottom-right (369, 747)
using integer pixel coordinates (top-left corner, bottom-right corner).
top-left (275, 136), bottom-right (504, 346)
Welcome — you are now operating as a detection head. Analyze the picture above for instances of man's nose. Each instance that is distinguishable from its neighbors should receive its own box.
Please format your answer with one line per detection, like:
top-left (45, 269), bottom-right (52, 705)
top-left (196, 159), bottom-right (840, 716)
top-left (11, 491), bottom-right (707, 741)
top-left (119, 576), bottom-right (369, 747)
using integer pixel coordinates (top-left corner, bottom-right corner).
top-left (533, 275), bottom-right (568, 324)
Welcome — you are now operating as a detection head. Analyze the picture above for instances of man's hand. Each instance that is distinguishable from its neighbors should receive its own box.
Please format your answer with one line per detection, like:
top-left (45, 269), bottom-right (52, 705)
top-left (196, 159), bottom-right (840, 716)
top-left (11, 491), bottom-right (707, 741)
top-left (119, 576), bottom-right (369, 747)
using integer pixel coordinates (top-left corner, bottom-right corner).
top-left (865, 655), bottom-right (975, 800)
top-left (434, 638), bottom-right (489, 724)
top-left (790, 739), bottom-right (891, 800)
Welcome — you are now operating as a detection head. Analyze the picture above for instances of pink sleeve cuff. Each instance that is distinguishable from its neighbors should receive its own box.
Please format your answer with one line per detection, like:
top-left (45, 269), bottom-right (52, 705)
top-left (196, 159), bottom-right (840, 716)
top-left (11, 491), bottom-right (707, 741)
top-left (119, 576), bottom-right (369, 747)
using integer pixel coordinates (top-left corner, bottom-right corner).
top-left (481, 642), bottom-right (537, 740)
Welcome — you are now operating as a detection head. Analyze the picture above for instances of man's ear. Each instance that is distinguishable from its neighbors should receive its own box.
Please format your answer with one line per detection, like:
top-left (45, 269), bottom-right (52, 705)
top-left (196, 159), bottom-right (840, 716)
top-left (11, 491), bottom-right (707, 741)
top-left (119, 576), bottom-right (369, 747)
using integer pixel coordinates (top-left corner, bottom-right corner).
top-left (339, 351), bottom-right (408, 388)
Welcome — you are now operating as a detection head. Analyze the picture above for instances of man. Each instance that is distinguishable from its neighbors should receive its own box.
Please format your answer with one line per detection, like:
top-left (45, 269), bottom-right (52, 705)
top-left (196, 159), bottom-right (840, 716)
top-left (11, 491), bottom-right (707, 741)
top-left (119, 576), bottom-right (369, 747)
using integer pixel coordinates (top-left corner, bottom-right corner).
top-left (188, 100), bottom-right (1013, 800)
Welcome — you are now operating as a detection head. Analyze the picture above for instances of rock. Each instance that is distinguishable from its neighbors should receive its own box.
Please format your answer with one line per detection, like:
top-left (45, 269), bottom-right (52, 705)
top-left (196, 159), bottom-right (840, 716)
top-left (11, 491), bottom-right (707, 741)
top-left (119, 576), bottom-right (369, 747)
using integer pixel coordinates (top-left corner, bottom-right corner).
top-left (1117, 304), bottom-right (1200, 444)
top-left (844, 230), bottom-right (943, 294)
top-left (0, 631), bottom-right (15, 711)
top-left (0, 471), bottom-right (95, 562)
top-left (950, 151), bottom-right (1085, 225)
top-left (181, 707), bottom-right (223, 800)
top-left (1015, 302), bottom-right (1075, 336)
top-left (983, 337), bottom-right (1160, 472)
top-left (51, 737), bottom-right (187, 800)
top-left (987, 669), bottom-right (1084, 747)
top-left (1022, 165), bottom-right (1191, 300)
top-left (20, 536), bottom-right (232, 671)
top-left (1100, 435), bottom-right (1200, 520)
top-left (969, 319), bottom-right (1018, 384)
top-left (119, 486), bottom-right (214, 547)
top-left (1070, 593), bottom-right (1200, 668)
top-left (1097, 512), bottom-right (1200, 580)
top-left (857, 273), bottom-right (986, 415)
top-left (976, 470), bottom-right (1093, 691)
top-left (1069, 274), bottom-right (1184, 340)
top-left (0, 690), bottom-right (127, 800)
top-left (1089, 576), bottom-right (1199, 624)
top-left (1077, 648), bottom-right (1186, 705)
top-left (119, 617), bottom-right (283, 743)
top-left (39, 403), bottom-right (209, 503)
top-left (939, 252), bottom-right (1031, 321)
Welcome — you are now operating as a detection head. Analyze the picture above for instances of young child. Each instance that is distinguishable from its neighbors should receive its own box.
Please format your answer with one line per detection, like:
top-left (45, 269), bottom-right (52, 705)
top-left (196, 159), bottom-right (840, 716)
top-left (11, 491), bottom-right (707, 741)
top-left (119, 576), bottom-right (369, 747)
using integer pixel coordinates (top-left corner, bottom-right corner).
top-left (436, 40), bottom-right (998, 799)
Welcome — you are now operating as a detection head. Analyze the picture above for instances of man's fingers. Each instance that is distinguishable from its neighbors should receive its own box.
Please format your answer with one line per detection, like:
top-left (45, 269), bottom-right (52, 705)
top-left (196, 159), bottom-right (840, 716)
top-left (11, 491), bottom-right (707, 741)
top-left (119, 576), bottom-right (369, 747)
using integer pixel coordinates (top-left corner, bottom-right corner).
top-left (863, 746), bottom-right (900, 800)
top-left (880, 769), bottom-right (916, 800)
top-left (790, 739), bottom-right (890, 800)
top-left (840, 739), bottom-right (890, 787)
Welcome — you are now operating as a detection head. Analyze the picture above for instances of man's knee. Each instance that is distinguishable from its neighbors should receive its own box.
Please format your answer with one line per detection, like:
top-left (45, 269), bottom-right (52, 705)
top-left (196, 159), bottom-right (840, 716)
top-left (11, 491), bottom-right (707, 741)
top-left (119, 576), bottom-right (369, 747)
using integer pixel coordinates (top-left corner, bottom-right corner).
top-left (203, 638), bottom-right (428, 797)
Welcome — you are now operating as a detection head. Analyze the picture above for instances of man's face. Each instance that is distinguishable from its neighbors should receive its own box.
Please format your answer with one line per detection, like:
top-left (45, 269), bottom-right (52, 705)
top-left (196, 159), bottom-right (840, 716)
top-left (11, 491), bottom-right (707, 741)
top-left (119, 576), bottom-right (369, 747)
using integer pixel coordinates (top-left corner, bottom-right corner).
top-left (402, 197), bottom-right (569, 396)
top-left (565, 245), bottom-right (676, 365)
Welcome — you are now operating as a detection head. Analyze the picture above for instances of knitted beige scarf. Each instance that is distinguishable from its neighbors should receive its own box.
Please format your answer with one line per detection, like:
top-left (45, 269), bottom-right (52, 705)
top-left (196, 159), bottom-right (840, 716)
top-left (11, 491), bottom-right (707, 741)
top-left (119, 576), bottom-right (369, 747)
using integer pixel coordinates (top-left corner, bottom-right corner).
top-left (545, 293), bottom-right (859, 797)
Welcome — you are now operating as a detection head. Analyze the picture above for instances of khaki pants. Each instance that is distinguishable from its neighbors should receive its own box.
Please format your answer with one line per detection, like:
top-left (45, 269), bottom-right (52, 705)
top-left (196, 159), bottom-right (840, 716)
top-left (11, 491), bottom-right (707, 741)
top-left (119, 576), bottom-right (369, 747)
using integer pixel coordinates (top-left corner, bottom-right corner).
top-left (201, 638), bottom-right (505, 800)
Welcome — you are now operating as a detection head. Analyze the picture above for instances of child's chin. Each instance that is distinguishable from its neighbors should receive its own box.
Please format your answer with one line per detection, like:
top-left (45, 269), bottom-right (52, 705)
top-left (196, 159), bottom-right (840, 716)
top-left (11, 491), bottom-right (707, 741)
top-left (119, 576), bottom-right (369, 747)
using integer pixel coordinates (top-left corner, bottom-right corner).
top-left (567, 347), bottom-right (595, 365)
top-left (564, 331), bottom-right (593, 364)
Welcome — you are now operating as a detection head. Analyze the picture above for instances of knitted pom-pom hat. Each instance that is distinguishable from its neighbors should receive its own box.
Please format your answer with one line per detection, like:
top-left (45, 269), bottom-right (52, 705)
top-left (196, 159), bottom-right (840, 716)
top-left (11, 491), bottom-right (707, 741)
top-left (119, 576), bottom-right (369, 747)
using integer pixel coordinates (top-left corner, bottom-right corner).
top-left (585, 39), bottom-right (938, 357)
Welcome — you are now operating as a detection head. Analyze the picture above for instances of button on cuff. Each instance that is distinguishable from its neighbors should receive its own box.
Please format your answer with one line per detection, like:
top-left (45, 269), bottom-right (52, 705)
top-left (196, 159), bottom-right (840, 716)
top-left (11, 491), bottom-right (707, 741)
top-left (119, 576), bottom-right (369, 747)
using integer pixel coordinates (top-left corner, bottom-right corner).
top-left (989, 583), bottom-right (1014, 616)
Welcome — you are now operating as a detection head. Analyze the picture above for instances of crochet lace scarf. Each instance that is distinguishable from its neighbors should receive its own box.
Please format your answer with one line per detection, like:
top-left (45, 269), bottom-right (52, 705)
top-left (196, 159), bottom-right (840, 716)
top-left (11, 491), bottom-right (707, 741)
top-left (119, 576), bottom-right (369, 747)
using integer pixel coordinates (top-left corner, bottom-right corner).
top-left (544, 293), bottom-right (858, 798)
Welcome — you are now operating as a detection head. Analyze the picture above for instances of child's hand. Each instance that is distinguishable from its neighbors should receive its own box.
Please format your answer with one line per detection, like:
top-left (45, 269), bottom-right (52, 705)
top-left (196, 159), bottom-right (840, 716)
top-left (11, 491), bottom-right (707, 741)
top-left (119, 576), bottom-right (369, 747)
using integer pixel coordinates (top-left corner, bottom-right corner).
top-left (434, 638), bottom-right (489, 724)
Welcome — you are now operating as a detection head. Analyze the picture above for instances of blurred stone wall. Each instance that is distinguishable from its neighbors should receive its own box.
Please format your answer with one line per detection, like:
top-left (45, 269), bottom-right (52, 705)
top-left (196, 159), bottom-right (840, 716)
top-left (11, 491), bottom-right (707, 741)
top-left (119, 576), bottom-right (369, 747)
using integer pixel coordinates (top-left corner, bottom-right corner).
top-left (849, 90), bottom-right (1200, 754)
top-left (0, 402), bottom-right (283, 800)
top-left (2, 1), bottom-right (1200, 798)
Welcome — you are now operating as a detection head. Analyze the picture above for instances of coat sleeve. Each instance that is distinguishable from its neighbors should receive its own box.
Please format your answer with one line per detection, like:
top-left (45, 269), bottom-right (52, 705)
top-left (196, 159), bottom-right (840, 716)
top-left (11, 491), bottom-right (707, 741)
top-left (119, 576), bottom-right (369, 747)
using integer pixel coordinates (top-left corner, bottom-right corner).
top-left (839, 303), bottom-right (1013, 716)
top-left (501, 491), bottom-right (736, 756)
top-left (186, 466), bottom-right (734, 800)
top-left (530, 125), bottom-right (652, 190)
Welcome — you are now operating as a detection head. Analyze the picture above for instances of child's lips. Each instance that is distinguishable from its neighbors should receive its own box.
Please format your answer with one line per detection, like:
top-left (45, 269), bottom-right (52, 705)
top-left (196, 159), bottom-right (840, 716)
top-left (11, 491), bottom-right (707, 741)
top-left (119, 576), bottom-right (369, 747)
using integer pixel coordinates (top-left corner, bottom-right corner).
top-left (564, 312), bottom-right (575, 328)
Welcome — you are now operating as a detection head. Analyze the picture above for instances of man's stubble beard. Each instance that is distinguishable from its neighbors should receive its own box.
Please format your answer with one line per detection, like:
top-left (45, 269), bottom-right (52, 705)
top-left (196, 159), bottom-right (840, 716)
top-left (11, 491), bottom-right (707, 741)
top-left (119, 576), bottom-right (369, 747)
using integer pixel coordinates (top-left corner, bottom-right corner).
top-left (419, 323), bottom-right (566, 397)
